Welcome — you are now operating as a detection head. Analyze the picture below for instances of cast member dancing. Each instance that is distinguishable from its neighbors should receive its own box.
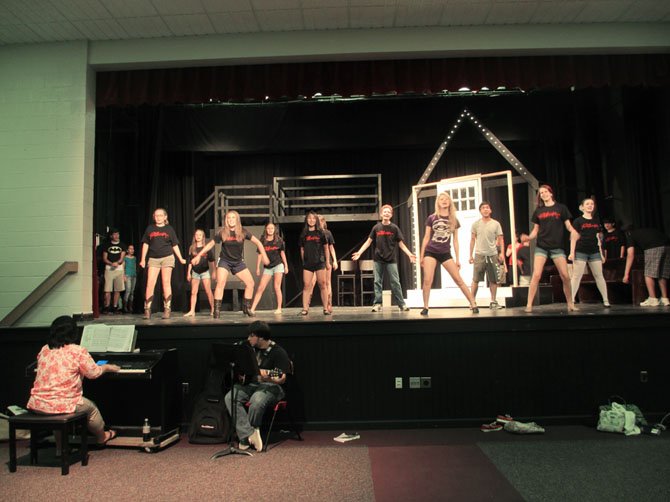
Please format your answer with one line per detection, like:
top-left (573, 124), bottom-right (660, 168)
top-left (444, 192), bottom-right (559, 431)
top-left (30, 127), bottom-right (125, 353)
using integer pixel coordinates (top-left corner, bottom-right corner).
top-left (569, 198), bottom-right (610, 307)
top-left (525, 185), bottom-right (579, 313)
top-left (139, 208), bottom-right (187, 319)
top-left (250, 222), bottom-right (289, 315)
top-left (420, 191), bottom-right (479, 315)
top-left (193, 210), bottom-right (269, 318)
top-left (299, 211), bottom-right (330, 315)
top-left (469, 201), bottom-right (505, 309)
top-left (184, 229), bottom-right (215, 317)
top-left (122, 244), bottom-right (137, 313)
top-left (352, 204), bottom-right (415, 311)
top-left (318, 215), bottom-right (338, 313)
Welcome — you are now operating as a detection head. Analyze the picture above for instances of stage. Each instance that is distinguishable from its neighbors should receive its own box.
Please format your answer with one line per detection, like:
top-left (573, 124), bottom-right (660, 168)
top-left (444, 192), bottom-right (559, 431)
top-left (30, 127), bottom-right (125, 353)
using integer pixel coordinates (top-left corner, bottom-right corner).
top-left (3, 304), bottom-right (669, 431)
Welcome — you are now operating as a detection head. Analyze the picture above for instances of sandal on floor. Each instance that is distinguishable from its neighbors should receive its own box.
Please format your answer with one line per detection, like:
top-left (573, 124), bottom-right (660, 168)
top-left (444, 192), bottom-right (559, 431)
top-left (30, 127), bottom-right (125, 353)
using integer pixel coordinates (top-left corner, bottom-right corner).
top-left (323, 309), bottom-right (331, 315)
top-left (299, 310), bottom-right (309, 316)
top-left (101, 429), bottom-right (117, 445)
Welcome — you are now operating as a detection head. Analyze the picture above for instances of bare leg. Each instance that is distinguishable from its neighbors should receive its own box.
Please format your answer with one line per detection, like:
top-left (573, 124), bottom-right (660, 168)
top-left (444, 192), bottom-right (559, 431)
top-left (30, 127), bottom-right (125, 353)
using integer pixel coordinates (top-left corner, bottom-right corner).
top-left (160, 267), bottom-right (173, 300)
top-left (552, 256), bottom-right (576, 310)
top-left (645, 276), bottom-right (657, 298)
top-left (659, 278), bottom-right (668, 299)
top-left (251, 273), bottom-right (273, 312)
top-left (443, 260), bottom-right (477, 308)
top-left (489, 283), bottom-right (498, 303)
top-left (302, 270), bottom-right (316, 312)
top-left (525, 254), bottom-right (548, 312)
top-left (421, 256), bottom-right (438, 310)
top-left (316, 269), bottom-right (330, 312)
top-left (273, 272), bottom-right (283, 313)
top-left (214, 267), bottom-right (229, 300)
top-left (470, 281), bottom-right (479, 299)
top-left (184, 277), bottom-right (201, 316)
top-left (236, 268), bottom-right (256, 301)
top-left (202, 277), bottom-right (214, 314)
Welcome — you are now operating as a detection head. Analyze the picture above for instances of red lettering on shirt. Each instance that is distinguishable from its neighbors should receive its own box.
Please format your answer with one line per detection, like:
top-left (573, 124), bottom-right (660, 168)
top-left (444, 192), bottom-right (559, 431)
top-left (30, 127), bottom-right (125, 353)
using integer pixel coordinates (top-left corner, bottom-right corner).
top-left (149, 231), bottom-right (170, 239)
top-left (306, 235), bottom-right (321, 242)
top-left (538, 211), bottom-right (561, 220)
top-left (581, 223), bottom-right (600, 230)
top-left (265, 245), bottom-right (280, 252)
top-left (376, 230), bottom-right (394, 237)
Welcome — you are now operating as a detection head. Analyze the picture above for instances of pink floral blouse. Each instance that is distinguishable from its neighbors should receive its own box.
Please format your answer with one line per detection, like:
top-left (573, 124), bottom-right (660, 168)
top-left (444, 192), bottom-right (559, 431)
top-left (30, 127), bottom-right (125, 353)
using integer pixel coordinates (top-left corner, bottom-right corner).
top-left (27, 344), bottom-right (103, 414)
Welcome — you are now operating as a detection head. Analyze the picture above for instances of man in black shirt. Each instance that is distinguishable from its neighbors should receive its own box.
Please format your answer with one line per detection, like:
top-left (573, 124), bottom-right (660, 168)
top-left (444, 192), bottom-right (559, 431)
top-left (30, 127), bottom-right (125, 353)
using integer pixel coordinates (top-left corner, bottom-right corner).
top-left (102, 228), bottom-right (126, 314)
top-left (623, 226), bottom-right (670, 306)
top-left (224, 321), bottom-right (291, 452)
top-left (602, 218), bottom-right (625, 260)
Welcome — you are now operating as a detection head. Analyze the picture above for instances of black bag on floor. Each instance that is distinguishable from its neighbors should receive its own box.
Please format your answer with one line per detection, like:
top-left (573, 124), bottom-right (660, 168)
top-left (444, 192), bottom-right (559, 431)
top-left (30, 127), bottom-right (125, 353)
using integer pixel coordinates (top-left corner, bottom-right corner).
top-left (188, 369), bottom-right (230, 444)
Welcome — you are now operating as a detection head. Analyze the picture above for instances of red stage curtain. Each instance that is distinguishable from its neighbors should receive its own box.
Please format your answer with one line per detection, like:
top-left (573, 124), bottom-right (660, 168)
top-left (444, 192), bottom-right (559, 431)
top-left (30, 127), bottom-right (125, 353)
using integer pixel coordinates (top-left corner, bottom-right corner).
top-left (96, 54), bottom-right (670, 107)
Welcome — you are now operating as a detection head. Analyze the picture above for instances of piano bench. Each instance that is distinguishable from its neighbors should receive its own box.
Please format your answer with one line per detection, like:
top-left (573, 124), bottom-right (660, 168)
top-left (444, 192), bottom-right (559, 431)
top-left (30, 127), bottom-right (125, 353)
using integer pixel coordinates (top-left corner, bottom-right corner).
top-left (8, 411), bottom-right (89, 475)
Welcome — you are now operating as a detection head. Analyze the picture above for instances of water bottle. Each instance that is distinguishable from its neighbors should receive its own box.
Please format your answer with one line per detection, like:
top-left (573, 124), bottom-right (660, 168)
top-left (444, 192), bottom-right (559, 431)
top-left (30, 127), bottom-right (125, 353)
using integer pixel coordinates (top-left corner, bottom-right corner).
top-left (142, 418), bottom-right (151, 442)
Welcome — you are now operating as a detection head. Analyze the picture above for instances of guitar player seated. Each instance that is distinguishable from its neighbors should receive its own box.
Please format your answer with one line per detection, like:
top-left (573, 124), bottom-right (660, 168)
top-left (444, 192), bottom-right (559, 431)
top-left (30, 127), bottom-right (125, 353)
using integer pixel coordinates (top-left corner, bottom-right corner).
top-left (224, 321), bottom-right (291, 452)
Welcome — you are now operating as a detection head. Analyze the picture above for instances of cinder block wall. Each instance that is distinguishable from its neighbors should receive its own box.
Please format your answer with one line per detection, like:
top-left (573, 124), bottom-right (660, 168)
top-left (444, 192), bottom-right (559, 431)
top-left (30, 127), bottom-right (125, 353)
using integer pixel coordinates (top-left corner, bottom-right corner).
top-left (0, 41), bottom-right (95, 326)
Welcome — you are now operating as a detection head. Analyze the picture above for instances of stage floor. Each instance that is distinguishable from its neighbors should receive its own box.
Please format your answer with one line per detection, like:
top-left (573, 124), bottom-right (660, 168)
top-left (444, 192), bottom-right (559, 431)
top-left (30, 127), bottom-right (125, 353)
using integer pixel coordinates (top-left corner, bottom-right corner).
top-left (93, 303), bottom-right (667, 327)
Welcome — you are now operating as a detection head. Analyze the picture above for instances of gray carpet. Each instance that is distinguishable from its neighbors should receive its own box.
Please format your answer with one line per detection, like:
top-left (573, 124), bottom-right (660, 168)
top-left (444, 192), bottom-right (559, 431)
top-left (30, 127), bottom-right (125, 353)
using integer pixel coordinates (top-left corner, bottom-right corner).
top-left (1, 443), bottom-right (374, 501)
top-left (478, 438), bottom-right (670, 502)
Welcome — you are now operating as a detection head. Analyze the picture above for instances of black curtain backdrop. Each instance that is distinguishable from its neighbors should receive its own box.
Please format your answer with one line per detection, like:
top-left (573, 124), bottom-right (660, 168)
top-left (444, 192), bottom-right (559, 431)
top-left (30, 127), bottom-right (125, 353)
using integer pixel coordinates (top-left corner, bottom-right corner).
top-left (94, 86), bottom-right (670, 309)
top-left (96, 54), bottom-right (670, 106)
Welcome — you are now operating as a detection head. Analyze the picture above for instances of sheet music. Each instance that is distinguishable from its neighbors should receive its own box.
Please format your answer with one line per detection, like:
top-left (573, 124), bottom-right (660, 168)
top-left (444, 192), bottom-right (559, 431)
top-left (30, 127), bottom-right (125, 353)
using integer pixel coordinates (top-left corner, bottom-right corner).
top-left (81, 324), bottom-right (137, 352)
top-left (108, 325), bottom-right (137, 352)
top-left (81, 324), bottom-right (111, 353)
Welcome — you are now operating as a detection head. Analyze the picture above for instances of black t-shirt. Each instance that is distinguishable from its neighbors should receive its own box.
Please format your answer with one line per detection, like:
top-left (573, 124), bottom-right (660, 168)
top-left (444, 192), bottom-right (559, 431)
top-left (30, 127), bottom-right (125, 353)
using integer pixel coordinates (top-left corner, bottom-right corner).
top-left (300, 228), bottom-right (326, 267)
top-left (259, 236), bottom-right (285, 268)
top-left (190, 245), bottom-right (215, 274)
top-left (573, 216), bottom-right (602, 254)
top-left (603, 229), bottom-right (625, 259)
top-left (369, 222), bottom-right (405, 263)
top-left (141, 224), bottom-right (180, 259)
top-left (323, 229), bottom-right (335, 246)
top-left (257, 341), bottom-right (291, 376)
top-left (215, 229), bottom-right (252, 263)
top-left (625, 228), bottom-right (670, 251)
top-left (103, 240), bottom-right (126, 265)
top-left (531, 203), bottom-right (571, 250)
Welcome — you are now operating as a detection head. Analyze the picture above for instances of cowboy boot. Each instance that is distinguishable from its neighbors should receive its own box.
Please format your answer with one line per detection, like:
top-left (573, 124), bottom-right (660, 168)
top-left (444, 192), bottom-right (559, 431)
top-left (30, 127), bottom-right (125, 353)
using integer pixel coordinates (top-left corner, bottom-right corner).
top-left (162, 295), bottom-right (172, 319)
top-left (213, 299), bottom-right (222, 319)
top-left (143, 297), bottom-right (153, 319)
top-left (244, 298), bottom-right (255, 317)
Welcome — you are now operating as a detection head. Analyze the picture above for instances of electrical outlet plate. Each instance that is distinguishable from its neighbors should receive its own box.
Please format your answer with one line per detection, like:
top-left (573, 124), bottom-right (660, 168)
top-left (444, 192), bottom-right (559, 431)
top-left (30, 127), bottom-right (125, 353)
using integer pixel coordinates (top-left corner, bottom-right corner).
top-left (420, 376), bottom-right (431, 388)
top-left (395, 377), bottom-right (403, 389)
top-left (409, 377), bottom-right (421, 389)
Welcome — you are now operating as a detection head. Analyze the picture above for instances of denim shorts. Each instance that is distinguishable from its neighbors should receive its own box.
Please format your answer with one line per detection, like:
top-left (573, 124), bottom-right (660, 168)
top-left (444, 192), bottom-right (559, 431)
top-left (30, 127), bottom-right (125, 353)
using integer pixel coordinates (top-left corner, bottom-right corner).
top-left (191, 270), bottom-right (211, 280)
top-left (534, 246), bottom-right (565, 259)
top-left (263, 263), bottom-right (285, 275)
top-left (574, 251), bottom-right (602, 263)
top-left (217, 258), bottom-right (247, 275)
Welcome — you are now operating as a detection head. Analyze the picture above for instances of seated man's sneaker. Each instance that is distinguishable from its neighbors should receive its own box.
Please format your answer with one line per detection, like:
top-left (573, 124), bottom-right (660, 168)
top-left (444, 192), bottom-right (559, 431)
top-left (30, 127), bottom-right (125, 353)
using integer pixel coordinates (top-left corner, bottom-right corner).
top-left (238, 438), bottom-right (250, 451)
top-left (248, 428), bottom-right (263, 452)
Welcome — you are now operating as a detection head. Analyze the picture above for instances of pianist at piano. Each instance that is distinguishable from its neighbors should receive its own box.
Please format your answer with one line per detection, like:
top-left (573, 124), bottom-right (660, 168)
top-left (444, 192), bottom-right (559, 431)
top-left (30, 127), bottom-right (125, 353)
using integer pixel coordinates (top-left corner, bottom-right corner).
top-left (26, 315), bottom-right (121, 444)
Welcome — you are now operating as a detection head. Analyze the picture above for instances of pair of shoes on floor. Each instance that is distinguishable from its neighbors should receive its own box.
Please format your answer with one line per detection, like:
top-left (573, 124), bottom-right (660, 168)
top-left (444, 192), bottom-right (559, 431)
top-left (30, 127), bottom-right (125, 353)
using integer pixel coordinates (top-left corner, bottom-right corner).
top-left (480, 421), bottom-right (503, 432)
top-left (640, 297), bottom-right (661, 306)
top-left (503, 420), bottom-right (545, 434)
top-left (248, 428), bottom-right (263, 452)
top-left (371, 304), bottom-right (382, 312)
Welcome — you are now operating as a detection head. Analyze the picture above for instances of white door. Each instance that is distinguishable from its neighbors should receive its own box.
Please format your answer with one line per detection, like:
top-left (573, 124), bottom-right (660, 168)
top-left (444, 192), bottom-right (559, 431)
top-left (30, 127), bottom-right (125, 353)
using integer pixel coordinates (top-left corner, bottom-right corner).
top-left (436, 176), bottom-right (482, 290)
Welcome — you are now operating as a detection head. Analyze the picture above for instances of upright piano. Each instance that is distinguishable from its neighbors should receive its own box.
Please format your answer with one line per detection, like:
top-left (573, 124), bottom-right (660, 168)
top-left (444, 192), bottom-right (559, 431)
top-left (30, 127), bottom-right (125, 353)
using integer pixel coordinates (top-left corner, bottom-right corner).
top-left (27, 348), bottom-right (180, 439)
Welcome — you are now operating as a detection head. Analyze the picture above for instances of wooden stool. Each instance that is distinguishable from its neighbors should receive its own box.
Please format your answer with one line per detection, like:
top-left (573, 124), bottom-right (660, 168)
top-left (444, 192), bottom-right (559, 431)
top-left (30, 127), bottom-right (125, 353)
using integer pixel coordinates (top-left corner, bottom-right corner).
top-left (8, 411), bottom-right (89, 475)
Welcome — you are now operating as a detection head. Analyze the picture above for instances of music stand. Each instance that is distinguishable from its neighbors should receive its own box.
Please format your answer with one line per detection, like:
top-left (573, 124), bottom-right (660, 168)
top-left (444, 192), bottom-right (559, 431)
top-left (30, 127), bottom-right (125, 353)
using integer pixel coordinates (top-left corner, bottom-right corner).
top-left (210, 342), bottom-right (260, 459)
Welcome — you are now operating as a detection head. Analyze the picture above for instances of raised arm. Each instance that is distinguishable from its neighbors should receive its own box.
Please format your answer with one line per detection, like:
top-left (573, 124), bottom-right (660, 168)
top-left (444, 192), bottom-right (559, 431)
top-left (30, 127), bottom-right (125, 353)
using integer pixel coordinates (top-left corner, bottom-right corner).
top-left (250, 236), bottom-right (270, 266)
top-left (191, 240), bottom-right (215, 266)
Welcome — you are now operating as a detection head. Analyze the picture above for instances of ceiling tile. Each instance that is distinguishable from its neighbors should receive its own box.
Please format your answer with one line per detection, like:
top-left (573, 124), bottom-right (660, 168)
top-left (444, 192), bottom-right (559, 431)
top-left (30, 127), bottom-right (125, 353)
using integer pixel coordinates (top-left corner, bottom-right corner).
top-left (151, 0), bottom-right (205, 16)
top-left (27, 21), bottom-right (85, 41)
top-left (162, 14), bottom-right (216, 36)
top-left (303, 7), bottom-right (349, 30)
top-left (574, 1), bottom-right (631, 23)
top-left (202, 0), bottom-right (253, 13)
top-left (531, 2), bottom-right (585, 23)
top-left (2, 0), bottom-right (66, 24)
top-left (485, 1), bottom-right (538, 25)
top-left (618, 0), bottom-right (670, 22)
top-left (208, 11), bottom-right (259, 33)
top-left (70, 18), bottom-right (127, 39)
top-left (440, 2), bottom-right (492, 26)
top-left (350, 6), bottom-right (396, 28)
top-left (0, 23), bottom-right (44, 44)
top-left (0, 6), bottom-right (21, 25)
top-left (302, 0), bottom-right (348, 7)
top-left (395, 3), bottom-right (445, 27)
top-left (116, 16), bottom-right (172, 38)
top-left (49, 0), bottom-right (112, 21)
top-left (256, 9), bottom-right (304, 31)
top-left (100, 0), bottom-right (158, 18)
top-left (252, 0), bottom-right (301, 9)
